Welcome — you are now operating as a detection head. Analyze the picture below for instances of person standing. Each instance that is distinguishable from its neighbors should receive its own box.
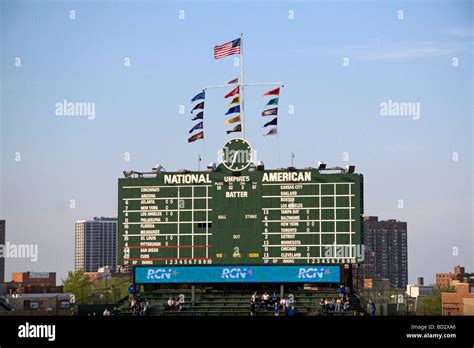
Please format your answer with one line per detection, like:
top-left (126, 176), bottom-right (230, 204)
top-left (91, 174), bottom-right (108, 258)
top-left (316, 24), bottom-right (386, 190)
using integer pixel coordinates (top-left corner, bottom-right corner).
top-left (250, 298), bottom-right (256, 316)
top-left (273, 302), bottom-right (280, 316)
top-left (369, 299), bottom-right (376, 316)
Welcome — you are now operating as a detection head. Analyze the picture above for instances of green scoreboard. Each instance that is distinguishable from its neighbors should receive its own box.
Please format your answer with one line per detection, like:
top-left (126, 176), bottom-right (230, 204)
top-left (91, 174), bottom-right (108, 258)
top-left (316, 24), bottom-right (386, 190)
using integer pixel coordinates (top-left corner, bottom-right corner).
top-left (118, 139), bottom-right (364, 268)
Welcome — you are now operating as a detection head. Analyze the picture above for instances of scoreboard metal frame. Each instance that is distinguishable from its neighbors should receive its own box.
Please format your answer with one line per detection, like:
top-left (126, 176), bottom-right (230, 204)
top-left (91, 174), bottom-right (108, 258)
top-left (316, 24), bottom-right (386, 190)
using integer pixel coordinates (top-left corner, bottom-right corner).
top-left (118, 165), bottom-right (363, 272)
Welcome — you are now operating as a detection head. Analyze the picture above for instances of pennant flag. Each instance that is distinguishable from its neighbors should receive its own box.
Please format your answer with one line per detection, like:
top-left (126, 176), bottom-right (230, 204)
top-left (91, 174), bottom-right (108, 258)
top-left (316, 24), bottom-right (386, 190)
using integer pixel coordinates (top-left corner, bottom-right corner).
top-left (261, 107), bottom-right (278, 116)
top-left (227, 96), bottom-right (240, 107)
top-left (189, 121), bottom-right (203, 134)
top-left (266, 97), bottom-right (279, 106)
top-left (226, 124), bottom-right (242, 134)
top-left (263, 117), bottom-right (278, 128)
top-left (225, 105), bottom-right (240, 115)
top-left (264, 128), bottom-right (278, 136)
top-left (214, 38), bottom-right (241, 59)
top-left (188, 131), bottom-right (204, 143)
top-left (224, 86), bottom-right (240, 98)
top-left (228, 77), bottom-right (238, 84)
top-left (224, 115), bottom-right (241, 126)
top-left (191, 111), bottom-right (204, 121)
top-left (191, 102), bottom-right (204, 113)
top-left (191, 91), bottom-right (205, 102)
top-left (263, 87), bottom-right (280, 96)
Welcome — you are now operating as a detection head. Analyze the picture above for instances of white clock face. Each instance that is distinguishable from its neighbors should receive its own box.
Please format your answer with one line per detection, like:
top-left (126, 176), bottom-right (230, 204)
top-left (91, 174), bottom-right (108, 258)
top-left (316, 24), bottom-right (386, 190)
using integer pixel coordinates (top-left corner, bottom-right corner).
top-left (221, 138), bottom-right (253, 171)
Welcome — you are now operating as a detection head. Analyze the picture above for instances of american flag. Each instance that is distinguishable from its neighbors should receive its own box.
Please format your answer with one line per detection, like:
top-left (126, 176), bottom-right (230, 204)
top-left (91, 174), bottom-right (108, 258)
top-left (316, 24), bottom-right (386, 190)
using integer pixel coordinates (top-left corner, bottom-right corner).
top-left (214, 38), bottom-right (241, 59)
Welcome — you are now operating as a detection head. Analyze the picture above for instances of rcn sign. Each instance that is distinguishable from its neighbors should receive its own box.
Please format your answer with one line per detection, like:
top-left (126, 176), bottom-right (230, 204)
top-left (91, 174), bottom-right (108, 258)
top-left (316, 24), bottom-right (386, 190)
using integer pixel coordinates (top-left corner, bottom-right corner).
top-left (135, 265), bottom-right (340, 284)
top-left (221, 268), bottom-right (253, 280)
top-left (146, 268), bottom-right (175, 280)
top-left (297, 267), bottom-right (328, 279)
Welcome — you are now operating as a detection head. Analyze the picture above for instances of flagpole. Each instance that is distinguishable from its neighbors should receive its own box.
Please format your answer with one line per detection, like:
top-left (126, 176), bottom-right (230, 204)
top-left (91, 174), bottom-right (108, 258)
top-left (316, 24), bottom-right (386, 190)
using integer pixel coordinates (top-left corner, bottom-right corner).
top-left (240, 32), bottom-right (246, 139)
top-left (276, 130), bottom-right (281, 168)
top-left (202, 137), bottom-right (207, 169)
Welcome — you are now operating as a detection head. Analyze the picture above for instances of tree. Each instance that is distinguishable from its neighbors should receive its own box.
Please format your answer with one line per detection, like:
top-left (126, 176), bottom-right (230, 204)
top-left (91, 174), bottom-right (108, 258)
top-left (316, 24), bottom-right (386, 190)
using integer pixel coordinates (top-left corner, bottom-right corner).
top-left (417, 289), bottom-right (442, 316)
top-left (62, 270), bottom-right (93, 304)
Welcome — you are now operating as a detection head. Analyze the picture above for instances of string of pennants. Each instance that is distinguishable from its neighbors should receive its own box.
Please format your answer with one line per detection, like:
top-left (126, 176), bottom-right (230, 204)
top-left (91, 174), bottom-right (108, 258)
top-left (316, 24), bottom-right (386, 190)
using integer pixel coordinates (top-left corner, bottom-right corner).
top-left (223, 83), bottom-right (241, 134)
top-left (261, 87), bottom-right (280, 136)
top-left (188, 91), bottom-right (205, 143)
top-left (188, 37), bottom-right (281, 142)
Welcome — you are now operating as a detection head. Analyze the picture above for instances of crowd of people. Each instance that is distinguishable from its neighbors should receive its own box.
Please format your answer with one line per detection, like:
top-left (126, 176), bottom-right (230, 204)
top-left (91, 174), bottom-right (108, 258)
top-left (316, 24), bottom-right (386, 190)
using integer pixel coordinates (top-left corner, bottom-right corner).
top-left (319, 285), bottom-right (352, 314)
top-left (130, 296), bottom-right (152, 316)
top-left (319, 296), bottom-right (352, 314)
top-left (164, 297), bottom-right (185, 312)
top-left (128, 283), bottom-right (152, 315)
top-left (249, 292), bottom-right (297, 316)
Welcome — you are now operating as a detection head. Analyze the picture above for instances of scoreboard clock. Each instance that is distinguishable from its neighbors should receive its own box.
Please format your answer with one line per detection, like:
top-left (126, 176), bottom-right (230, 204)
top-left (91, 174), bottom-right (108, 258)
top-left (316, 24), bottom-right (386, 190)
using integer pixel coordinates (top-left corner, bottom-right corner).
top-left (221, 138), bottom-right (253, 171)
top-left (118, 139), bottom-right (364, 283)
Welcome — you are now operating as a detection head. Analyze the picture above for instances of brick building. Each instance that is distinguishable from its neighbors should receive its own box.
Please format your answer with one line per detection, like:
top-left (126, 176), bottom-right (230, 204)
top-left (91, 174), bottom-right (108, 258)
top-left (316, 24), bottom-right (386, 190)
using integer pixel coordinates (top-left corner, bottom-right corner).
top-left (11, 271), bottom-right (56, 286)
top-left (442, 283), bottom-right (474, 316)
top-left (436, 266), bottom-right (472, 289)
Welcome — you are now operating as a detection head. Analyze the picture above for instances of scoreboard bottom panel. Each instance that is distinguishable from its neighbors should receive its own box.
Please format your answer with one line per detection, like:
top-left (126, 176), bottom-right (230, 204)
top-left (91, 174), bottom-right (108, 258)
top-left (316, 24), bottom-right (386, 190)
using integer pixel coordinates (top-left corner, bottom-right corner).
top-left (134, 265), bottom-right (341, 284)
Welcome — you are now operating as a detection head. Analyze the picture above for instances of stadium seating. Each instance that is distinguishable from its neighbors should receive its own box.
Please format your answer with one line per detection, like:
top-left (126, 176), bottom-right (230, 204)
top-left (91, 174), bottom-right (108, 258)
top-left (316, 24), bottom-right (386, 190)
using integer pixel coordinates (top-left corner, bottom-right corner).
top-left (119, 287), bottom-right (364, 316)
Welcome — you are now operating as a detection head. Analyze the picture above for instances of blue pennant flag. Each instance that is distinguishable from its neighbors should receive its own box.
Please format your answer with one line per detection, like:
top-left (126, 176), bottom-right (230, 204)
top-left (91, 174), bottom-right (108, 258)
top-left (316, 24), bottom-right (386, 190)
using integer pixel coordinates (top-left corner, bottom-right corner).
top-left (263, 117), bottom-right (278, 128)
top-left (191, 111), bottom-right (204, 121)
top-left (225, 105), bottom-right (240, 115)
top-left (191, 91), bottom-right (205, 102)
top-left (189, 121), bottom-right (203, 134)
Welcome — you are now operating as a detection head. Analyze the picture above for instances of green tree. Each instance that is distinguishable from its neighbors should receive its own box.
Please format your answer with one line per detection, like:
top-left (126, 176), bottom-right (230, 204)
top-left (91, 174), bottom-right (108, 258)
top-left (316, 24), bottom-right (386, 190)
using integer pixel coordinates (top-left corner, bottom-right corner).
top-left (417, 289), bottom-right (442, 315)
top-left (62, 270), bottom-right (93, 304)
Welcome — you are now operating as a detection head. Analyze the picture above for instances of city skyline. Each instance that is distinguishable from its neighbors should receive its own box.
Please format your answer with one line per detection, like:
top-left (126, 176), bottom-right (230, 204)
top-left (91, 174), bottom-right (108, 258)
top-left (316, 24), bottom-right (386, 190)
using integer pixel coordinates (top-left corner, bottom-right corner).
top-left (1, 0), bottom-right (473, 284)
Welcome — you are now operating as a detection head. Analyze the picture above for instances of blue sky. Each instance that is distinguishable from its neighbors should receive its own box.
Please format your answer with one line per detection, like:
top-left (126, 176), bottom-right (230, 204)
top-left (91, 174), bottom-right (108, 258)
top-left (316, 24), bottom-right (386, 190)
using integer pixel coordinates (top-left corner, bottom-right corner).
top-left (1, 0), bottom-right (472, 284)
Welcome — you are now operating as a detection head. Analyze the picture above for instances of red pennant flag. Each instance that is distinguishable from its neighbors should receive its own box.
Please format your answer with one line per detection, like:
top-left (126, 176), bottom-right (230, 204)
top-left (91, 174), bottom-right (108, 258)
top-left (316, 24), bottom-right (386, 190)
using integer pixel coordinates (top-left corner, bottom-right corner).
top-left (188, 131), bottom-right (204, 143)
top-left (263, 87), bottom-right (280, 96)
top-left (224, 86), bottom-right (240, 98)
top-left (264, 128), bottom-right (278, 136)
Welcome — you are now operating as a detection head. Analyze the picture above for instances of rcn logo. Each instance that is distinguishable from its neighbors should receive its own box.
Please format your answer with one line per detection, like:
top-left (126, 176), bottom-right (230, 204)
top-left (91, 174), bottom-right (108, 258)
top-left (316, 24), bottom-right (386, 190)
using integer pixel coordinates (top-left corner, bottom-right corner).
top-left (146, 268), bottom-right (175, 280)
top-left (297, 267), bottom-right (327, 279)
top-left (221, 267), bottom-right (253, 279)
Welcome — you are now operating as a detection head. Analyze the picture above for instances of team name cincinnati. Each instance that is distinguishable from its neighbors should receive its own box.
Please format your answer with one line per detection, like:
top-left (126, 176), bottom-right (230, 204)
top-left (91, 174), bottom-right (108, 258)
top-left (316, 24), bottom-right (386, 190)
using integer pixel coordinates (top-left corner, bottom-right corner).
top-left (262, 172), bottom-right (311, 182)
top-left (164, 174), bottom-right (211, 184)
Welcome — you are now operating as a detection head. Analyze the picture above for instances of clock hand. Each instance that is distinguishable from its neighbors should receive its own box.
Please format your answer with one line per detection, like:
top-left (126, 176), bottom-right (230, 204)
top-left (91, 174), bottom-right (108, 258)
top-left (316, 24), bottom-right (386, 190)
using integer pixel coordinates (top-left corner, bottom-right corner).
top-left (231, 150), bottom-right (239, 167)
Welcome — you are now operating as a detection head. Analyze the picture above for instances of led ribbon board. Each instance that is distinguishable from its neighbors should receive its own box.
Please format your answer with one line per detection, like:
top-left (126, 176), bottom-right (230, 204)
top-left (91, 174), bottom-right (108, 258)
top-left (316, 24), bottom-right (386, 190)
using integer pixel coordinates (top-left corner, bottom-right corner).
top-left (135, 265), bottom-right (341, 283)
